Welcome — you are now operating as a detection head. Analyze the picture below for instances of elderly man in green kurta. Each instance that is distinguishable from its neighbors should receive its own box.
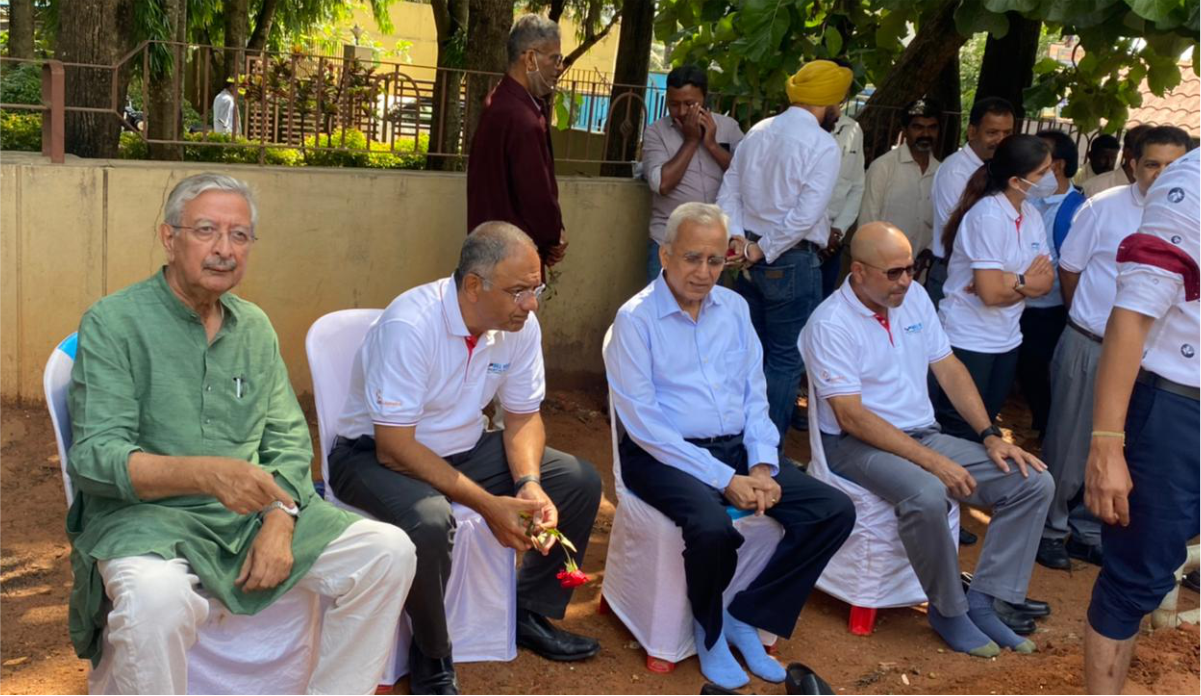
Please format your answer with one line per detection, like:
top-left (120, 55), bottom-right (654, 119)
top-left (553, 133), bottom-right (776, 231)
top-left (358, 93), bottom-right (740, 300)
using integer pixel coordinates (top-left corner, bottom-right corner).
top-left (67, 173), bottom-right (417, 694)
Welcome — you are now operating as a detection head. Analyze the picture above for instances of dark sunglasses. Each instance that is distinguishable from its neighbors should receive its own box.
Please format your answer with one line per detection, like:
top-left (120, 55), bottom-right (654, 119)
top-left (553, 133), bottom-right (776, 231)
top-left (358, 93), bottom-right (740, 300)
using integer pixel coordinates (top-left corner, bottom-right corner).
top-left (863, 262), bottom-right (917, 281)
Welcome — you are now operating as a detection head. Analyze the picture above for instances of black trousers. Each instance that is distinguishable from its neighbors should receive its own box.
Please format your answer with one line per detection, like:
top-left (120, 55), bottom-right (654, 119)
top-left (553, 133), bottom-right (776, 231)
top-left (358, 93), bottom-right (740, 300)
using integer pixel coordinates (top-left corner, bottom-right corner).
top-left (328, 430), bottom-right (602, 659)
top-left (934, 345), bottom-right (1020, 441)
top-left (1016, 305), bottom-right (1068, 436)
top-left (619, 434), bottom-right (855, 649)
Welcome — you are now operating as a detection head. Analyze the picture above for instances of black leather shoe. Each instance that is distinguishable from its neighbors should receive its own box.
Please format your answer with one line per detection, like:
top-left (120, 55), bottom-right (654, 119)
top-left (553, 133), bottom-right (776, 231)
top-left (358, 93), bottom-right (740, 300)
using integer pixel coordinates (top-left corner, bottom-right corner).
top-left (516, 609), bottom-right (600, 661)
top-left (991, 598), bottom-right (1037, 635)
top-left (1066, 537), bottom-right (1103, 566)
top-left (408, 641), bottom-right (459, 695)
top-left (1184, 569), bottom-right (1200, 593)
top-left (959, 528), bottom-right (978, 546)
top-left (1036, 537), bottom-right (1071, 570)
top-left (785, 662), bottom-right (835, 695)
top-left (1001, 597), bottom-right (1051, 618)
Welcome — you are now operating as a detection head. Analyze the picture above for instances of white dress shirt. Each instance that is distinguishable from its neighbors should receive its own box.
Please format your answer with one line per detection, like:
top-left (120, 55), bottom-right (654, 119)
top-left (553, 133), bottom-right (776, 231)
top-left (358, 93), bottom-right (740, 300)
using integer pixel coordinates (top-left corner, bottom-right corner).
top-left (604, 276), bottom-right (780, 490)
top-left (803, 281), bottom-right (952, 436)
top-left (337, 277), bottom-right (545, 457)
top-left (1026, 190), bottom-right (1070, 309)
top-left (931, 144), bottom-right (985, 259)
top-left (1113, 149), bottom-right (1200, 388)
top-left (859, 143), bottom-right (941, 254)
top-left (1081, 167), bottom-right (1133, 198)
top-left (716, 107), bottom-right (841, 263)
top-left (642, 113), bottom-right (744, 245)
top-left (827, 115), bottom-right (866, 233)
top-left (1059, 184), bottom-right (1146, 336)
top-left (212, 89), bottom-right (239, 134)
top-left (939, 193), bottom-right (1047, 353)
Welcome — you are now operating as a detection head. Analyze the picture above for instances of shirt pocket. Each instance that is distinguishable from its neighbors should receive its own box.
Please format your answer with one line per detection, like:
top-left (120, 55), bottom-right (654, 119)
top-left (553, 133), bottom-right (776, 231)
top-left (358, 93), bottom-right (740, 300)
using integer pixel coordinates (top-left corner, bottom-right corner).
top-left (211, 366), bottom-right (268, 445)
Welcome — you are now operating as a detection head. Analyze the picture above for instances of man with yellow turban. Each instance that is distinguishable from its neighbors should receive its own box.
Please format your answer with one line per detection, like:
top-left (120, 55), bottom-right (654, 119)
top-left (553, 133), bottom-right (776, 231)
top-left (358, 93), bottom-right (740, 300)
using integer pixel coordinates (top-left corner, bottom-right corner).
top-left (716, 59), bottom-right (853, 458)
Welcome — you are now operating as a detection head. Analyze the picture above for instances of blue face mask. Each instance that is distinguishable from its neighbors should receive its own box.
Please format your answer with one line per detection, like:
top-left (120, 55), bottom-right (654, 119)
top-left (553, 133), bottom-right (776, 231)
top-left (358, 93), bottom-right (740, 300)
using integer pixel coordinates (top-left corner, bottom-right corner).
top-left (1019, 172), bottom-right (1058, 199)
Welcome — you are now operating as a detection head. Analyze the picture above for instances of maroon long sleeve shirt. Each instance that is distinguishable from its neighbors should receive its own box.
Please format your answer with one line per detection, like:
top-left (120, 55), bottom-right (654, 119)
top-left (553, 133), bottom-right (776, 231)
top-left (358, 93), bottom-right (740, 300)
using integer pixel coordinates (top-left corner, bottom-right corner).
top-left (467, 75), bottom-right (563, 259)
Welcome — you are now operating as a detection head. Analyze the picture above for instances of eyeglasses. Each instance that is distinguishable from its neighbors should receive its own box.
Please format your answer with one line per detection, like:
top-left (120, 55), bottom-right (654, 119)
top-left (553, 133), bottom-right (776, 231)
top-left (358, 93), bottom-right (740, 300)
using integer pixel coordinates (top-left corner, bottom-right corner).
top-left (674, 251), bottom-right (727, 270)
top-left (479, 274), bottom-right (546, 305)
top-left (532, 49), bottom-right (565, 68)
top-left (863, 261), bottom-right (916, 281)
top-left (171, 224), bottom-right (256, 247)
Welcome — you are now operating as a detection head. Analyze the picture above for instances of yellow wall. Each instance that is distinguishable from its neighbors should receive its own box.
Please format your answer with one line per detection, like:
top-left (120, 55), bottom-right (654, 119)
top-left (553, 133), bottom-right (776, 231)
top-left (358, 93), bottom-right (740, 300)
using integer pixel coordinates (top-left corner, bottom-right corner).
top-left (0, 153), bottom-right (650, 401)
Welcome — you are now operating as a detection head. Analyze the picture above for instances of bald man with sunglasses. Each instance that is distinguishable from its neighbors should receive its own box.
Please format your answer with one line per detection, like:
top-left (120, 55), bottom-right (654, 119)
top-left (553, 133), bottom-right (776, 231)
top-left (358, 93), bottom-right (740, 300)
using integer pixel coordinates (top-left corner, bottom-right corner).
top-left (801, 222), bottom-right (1052, 657)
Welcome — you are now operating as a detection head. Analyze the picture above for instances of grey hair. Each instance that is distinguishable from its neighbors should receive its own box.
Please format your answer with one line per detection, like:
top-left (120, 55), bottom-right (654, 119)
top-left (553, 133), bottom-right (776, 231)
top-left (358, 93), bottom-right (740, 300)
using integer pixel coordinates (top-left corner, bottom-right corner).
top-left (664, 202), bottom-right (729, 246)
top-left (506, 14), bottom-right (560, 65)
top-left (455, 221), bottom-right (537, 286)
top-left (163, 173), bottom-right (258, 229)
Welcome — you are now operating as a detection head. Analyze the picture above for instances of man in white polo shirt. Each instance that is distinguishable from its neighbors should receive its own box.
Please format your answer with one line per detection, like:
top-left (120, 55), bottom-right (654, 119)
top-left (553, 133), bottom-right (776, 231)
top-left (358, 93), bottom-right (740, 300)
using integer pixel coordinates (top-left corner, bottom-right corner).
top-left (927, 97), bottom-right (1015, 307)
top-left (1083, 147), bottom-right (1199, 695)
top-left (329, 222), bottom-right (602, 694)
top-left (802, 222), bottom-right (1052, 658)
top-left (1037, 126), bottom-right (1191, 571)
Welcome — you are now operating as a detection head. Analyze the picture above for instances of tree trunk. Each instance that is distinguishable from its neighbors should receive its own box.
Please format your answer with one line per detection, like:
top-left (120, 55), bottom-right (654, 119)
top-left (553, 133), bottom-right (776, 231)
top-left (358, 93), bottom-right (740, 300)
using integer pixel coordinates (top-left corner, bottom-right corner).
top-left (601, 0), bottom-right (654, 177)
top-left (57, 0), bottom-right (136, 158)
top-left (975, 12), bottom-right (1041, 119)
top-left (859, 0), bottom-right (966, 164)
top-left (8, 0), bottom-right (35, 58)
top-left (247, 0), bottom-right (281, 52)
top-left (463, 0), bottom-right (512, 154)
top-left (223, 0), bottom-right (251, 86)
top-left (548, 0), bottom-right (566, 24)
top-left (149, 0), bottom-right (187, 160)
top-left (427, 0), bottom-right (470, 171)
top-left (929, 53), bottom-right (961, 161)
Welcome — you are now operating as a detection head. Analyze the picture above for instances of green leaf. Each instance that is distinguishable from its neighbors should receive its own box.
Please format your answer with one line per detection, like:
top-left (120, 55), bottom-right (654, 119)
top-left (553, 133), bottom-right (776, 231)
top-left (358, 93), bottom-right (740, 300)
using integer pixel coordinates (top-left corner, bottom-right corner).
top-left (954, 1), bottom-right (1010, 38)
top-left (740, 0), bottom-right (792, 63)
top-left (1033, 57), bottom-right (1061, 75)
top-left (824, 25), bottom-right (843, 56)
top-left (982, 0), bottom-right (1041, 13)
top-left (1128, 0), bottom-right (1179, 23)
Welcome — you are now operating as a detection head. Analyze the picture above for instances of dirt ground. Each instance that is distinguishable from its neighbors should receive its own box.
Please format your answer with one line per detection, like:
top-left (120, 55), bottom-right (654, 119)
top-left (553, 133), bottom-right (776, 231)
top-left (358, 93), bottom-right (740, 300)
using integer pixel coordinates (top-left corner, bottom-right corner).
top-left (2, 389), bottom-right (1197, 695)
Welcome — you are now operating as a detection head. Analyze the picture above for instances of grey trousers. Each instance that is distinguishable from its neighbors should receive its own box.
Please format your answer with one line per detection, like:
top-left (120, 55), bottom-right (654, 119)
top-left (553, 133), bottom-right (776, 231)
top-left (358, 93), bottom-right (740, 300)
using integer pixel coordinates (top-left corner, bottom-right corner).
top-left (823, 428), bottom-right (1054, 616)
top-left (1040, 325), bottom-right (1104, 545)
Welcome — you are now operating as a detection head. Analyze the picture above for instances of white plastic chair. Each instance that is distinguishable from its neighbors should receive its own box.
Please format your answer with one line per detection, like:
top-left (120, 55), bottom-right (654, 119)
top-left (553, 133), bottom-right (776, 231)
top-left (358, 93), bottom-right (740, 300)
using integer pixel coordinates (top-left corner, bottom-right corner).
top-left (799, 331), bottom-right (959, 636)
top-left (599, 326), bottom-right (784, 671)
top-left (305, 309), bottom-right (517, 681)
top-left (45, 333), bottom-right (324, 695)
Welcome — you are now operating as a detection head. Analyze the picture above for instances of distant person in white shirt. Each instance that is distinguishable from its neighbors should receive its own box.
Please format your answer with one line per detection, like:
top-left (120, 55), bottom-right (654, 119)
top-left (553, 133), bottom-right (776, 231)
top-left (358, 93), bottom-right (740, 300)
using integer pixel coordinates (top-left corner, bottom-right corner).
top-left (716, 60), bottom-right (852, 456)
top-left (605, 202), bottom-right (855, 690)
top-left (641, 65), bottom-right (744, 281)
top-left (1073, 134), bottom-right (1120, 187)
top-left (934, 134), bottom-right (1056, 441)
top-left (1083, 147), bottom-right (1199, 695)
top-left (927, 97), bottom-right (1016, 308)
top-left (821, 112), bottom-right (865, 297)
top-left (1036, 126), bottom-right (1191, 573)
top-left (860, 97), bottom-right (942, 256)
top-left (802, 222), bottom-right (1050, 658)
top-left (1081, 125), bottom-right (1151, 198)
top-left (212, 84), bottom-right (240, 135)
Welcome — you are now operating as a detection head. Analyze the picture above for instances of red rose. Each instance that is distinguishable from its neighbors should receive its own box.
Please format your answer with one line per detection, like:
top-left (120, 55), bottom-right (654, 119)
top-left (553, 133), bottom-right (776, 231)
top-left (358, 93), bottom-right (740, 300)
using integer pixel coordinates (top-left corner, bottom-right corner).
top-left (556, 568), bottom-right (590, 588)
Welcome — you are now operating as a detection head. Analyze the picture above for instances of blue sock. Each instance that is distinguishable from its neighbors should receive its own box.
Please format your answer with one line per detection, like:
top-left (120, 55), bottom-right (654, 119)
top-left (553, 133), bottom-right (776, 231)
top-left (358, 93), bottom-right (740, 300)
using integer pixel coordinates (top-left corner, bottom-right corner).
top-left (928, 604), bottom-right (1000, 657)
top-left (692, 620), bottom-right (748, 690)
top-left (722, 610), bottom-right (786, 682)
top-left (967, 590), bottom-right (1036, 653)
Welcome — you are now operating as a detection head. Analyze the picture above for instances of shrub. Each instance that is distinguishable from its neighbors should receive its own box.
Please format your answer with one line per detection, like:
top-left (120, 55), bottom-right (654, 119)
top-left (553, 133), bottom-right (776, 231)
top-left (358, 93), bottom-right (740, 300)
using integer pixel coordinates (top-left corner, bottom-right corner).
top-left (0, 111), bottom-right (42, 151)
top-left (1, 63), bottom-right (43, 105)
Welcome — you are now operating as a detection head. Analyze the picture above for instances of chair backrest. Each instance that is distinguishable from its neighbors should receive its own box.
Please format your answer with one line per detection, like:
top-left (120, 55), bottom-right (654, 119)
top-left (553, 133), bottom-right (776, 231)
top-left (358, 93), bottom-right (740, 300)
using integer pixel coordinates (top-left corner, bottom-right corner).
top-left (304, 309), bottom-right (383, 498)
top-left (44, 333), bottom-right (78, 506)
top-left (799, 323), bottom-right (834, 480)
top-left (601, 325), bottom-right (632, 500)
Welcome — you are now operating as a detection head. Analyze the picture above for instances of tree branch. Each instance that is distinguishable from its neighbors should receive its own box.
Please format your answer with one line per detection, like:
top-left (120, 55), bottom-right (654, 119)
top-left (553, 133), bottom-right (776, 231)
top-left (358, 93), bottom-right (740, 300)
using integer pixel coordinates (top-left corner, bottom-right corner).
top-left (562, 11), bottom-right (621, 70)
top-left (247, 0), bottom-right (280, 52)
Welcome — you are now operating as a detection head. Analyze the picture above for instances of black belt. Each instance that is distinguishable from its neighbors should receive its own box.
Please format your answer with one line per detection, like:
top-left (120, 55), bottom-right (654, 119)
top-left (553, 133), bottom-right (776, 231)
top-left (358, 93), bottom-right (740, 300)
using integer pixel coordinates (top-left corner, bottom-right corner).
top-left (685, 433), bottom-right (742, 446)
top-left (745, 231), bottom-right (820, 255)
top-left (1067, 317), bottom-right (1103, 344)
top-left (1137, 368), bottom-right (1200, 401)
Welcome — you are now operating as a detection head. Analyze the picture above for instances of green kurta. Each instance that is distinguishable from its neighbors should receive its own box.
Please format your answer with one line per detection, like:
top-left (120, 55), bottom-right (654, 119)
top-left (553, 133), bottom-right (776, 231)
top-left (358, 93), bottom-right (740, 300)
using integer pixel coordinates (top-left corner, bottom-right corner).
top-left (66, 269), bottom-right (358, 663)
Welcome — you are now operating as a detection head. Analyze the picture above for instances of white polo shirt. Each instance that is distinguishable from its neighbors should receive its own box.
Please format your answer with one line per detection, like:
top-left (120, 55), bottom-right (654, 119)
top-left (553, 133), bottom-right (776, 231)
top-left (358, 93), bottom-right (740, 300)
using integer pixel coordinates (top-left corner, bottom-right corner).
top-left (939, 193), bottom-right (1047, 353)
top-left (1059, 183), bottom-right (1146, 336)
top-left (802, 280), bottom-right (953, 436)
top-left (1113, 149), bottom-right (1200, 388)
top-left (931, 143), bottom-right (985, 259)
top-left (336, 276), bottom-right (545, 457)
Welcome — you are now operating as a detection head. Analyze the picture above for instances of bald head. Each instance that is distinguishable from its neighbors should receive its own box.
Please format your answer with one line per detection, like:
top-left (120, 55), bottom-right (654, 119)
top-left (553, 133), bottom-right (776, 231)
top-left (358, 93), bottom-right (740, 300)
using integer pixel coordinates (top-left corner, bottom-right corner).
top-left (851, 222), bottom-right (912, 267)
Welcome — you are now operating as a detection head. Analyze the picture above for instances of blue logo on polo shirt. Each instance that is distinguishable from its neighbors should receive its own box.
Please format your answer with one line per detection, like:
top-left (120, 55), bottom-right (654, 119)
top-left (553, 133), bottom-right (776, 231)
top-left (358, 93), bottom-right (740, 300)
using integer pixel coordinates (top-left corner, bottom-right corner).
top-left (904, 322), bottom-right (923, 334)
top-left (487, 362), bottom-right (511, 374)
top-left (1182, 344), bottom-right (1195, 359)
top-left (1171, 235), bottom-right (1182, 245)
top-left (1168, 187), bottom-right (1185, 203)
top-left (1031, 241), bottom-right (1042, 252)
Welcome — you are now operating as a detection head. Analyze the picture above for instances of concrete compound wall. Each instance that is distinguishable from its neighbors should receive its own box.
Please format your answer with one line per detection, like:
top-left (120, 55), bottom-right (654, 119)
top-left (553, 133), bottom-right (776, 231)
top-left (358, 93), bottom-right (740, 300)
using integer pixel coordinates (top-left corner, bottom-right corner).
top-left (0, 153), bottom-right (650, 401)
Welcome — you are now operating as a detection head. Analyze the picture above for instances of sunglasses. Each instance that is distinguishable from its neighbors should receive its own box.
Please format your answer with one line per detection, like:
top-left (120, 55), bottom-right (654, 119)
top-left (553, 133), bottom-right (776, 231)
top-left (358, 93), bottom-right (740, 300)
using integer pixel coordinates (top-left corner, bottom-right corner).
top-left (862, 262), bottom-right (916, 281)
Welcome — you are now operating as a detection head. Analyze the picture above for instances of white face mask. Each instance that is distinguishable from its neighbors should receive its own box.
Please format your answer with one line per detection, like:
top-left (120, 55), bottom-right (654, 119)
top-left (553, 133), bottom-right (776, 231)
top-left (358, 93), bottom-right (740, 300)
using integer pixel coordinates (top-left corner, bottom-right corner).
top-left (1018, 172), bottom-right (1058, 199)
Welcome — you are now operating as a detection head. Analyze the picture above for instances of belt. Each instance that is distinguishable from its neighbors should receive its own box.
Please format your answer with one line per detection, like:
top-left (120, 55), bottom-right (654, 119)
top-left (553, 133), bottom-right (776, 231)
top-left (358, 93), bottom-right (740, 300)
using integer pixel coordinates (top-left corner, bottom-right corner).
top-left (685, 433), bottom-right (742, 446)
top-left (1137, 368), bottom-right (1200, 401)
top-left (1067, 317), bottom-right (1103, 344)
top-left (745, 231), bottom-right (820, 255)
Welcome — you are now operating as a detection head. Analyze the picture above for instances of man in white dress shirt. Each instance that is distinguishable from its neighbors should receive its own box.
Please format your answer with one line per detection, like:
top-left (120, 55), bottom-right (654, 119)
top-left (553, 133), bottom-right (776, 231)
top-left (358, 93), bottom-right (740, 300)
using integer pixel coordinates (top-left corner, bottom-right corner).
top-left (1083, 147), bottom-right (1199, 695)
top-left (1037, 126), bottom-right (1191, 571)
top-left (716, 59), bottom-right (852, 453)
top-left (821, 112), bottom-right (866, 296)
top-left (860, 98), bottom-right (942, 256)
top-left (329, 223), bottom-right (602, 694)
top-left (927, 97), bottom-right (1015, 307)
top-left (803, 222), bottom-right (1052, 658)
top-left (605, 202), bottom-right (855, 690)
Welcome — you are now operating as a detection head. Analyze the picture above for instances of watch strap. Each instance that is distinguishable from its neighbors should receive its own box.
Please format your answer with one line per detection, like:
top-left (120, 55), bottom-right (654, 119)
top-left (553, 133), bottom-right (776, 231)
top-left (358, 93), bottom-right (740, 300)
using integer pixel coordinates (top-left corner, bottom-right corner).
top-left (978, 424), bottom-right (1003, 441)
top-left (514, 474), bottom-right (541, 491)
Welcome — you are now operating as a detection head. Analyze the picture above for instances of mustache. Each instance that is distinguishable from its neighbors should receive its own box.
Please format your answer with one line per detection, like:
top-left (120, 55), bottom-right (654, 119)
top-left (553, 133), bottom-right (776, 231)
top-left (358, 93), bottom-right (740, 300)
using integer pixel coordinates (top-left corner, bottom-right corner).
top-left (203, 256), bottom-right (238, 271)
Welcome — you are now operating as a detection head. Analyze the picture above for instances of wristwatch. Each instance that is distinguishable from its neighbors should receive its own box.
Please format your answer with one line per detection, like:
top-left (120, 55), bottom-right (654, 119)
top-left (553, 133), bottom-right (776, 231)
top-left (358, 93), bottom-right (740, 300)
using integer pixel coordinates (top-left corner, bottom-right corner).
top-left (1013, 273), bottom-right (1026, 291)
top-left (514, 474), bottom-right (541, 491)
top-left (262, 500), bottom-right (300, 518)
top-left (978, 424), bottom-right (1003, 441)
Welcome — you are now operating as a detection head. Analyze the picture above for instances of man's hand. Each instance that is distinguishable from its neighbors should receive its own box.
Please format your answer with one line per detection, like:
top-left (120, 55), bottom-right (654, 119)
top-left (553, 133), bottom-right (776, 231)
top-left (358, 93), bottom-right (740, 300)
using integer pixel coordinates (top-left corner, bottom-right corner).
top-left (204, 458), bottom-right (295, 515)
top-left (235, 510), bottom-right (294, 592)
top-left (725, 471), bottom-right (778, 516)
top-left (1085, 438), bottom-right (1133, 526)
top-left (481, 495), bottom-right (544, 552)
top-left (924, 455), bottom-right (977, 499)
top-left (545, 233), bottom-right (569, 267)
top-left (516, 481), bottom-right (559, 555)
top-left (700, 109), bottom-right (719, 147)
top-left (744, 241), bottom-right (766, 266)
top-left (749, 464), bottom-right (781, 514)
top-left (914, 249), bottom-right (934, 279)
top-left (983, 435), bottom-right (1046, 478)
top-left (676, 104), bottom-right (704, 142)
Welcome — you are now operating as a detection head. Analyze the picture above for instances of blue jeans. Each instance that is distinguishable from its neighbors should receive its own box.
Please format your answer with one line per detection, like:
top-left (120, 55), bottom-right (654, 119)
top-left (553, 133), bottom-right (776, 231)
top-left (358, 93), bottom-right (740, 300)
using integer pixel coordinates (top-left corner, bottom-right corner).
top-left (646, 239), bottom-right (663, 282)
top-left (735, 244), bottom-right (822, 449)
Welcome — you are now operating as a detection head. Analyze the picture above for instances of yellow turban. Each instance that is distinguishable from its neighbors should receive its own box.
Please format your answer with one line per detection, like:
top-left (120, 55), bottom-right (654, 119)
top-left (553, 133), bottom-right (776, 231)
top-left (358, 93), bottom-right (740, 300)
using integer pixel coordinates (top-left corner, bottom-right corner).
top-left (786, 60), bottom-right (854, 107)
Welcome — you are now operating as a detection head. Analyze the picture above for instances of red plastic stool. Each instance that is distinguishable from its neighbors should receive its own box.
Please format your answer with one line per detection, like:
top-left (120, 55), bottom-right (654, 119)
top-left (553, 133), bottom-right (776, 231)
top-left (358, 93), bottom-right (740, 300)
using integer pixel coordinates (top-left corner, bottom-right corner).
top-left (646, 655), bottom-right (677, 673)
top-left (848, 606), bottom-right (877, 635)
top-left (597, 595), bottom-right (610, 614)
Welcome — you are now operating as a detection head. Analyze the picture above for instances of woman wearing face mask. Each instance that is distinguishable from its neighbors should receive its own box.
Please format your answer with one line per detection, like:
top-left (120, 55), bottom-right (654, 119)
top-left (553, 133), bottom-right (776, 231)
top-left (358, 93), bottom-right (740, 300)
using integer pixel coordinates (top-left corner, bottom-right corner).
top-left (933, 134), bottom-right (1056, 441)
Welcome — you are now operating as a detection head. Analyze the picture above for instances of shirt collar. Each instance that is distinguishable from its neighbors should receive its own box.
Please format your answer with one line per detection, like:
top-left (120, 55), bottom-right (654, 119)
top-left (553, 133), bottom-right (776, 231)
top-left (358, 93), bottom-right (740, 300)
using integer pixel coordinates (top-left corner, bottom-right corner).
top-left (991, 192), bottom-right (1023, 221)
top-left (837, 279), bottom-right (881, 319)
top-left (962, 143), bottom-right (984, 167)
top-left (440, 276), bottom-right (472, 338)
top-left (152, 265), bottom-right (240, 328)
top-left (652, 273), bottom-right (722, 319)
top-left (783, 106), bottom-right (820, 128)
top-left (497, 74), bottom-right (546, 120)
top-left (1128, 182), bottom-right (1147, 206)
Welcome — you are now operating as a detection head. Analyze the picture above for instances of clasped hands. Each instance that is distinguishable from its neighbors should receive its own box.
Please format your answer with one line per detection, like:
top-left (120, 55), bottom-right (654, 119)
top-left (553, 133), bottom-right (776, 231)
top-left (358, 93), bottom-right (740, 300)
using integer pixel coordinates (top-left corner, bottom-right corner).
top-left (724, 464), bottom-right (781, 516)
top-left (201, 457), bottom-right (298, 593)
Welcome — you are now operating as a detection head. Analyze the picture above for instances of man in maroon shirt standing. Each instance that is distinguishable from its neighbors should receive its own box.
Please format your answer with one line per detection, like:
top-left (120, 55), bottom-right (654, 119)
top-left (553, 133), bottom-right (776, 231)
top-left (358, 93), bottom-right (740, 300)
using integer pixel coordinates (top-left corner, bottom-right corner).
top-left (468, 14), bottom-right (569, 269)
